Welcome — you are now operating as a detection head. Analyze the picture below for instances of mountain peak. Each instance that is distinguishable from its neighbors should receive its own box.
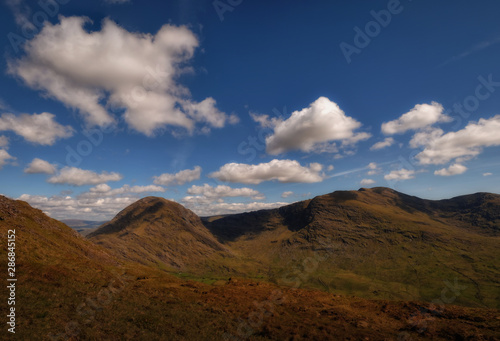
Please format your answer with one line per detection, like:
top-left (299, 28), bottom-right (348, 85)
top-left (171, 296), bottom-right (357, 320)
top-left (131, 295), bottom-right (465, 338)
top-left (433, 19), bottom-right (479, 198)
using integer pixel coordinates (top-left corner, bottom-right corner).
top-left (88, 196), bottom-right (231, 270)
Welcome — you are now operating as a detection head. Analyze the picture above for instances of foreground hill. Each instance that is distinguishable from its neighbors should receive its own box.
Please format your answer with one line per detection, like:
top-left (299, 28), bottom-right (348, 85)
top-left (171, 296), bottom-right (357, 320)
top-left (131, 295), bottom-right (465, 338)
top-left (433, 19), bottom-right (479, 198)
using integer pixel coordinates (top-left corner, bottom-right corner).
top-left (0, 195), bottom-right (121, 337)
top-left (88, 197), bottom-right (233, 272)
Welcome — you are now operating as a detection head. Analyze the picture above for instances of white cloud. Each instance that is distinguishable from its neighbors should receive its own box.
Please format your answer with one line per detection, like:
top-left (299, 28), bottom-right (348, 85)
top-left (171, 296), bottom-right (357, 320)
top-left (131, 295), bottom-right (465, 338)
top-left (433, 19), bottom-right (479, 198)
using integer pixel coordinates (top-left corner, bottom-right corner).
top-left (9, 16), bottom-right (235, 136)
top-left (416, 115), bottom-right (500, 165)
top-left (360, 179), bottom-right (375, 186)
top-left (434, 164), bottom-right (467, 176)
top-left (483, 172), bottom-right (493, 177)
top-left (281, 191), bottom-right (294, 198)
top-left (187, 184), bottom-right (261, 199)
top-left (153, 166), bottom-right (201, 186)
top-left (263, 97), bottom-right (370, 155)
top-left (0, 149), bottom-right (16, 169)
top-left (79, 184), bottom-right (165, 198)
top-left (0, 136), bottom-right (8, 148)
top-left (367, 162), bottom-right (379, 175)
top-left (18, 194), bottom-right (138, 220)
top-left (0, 112), bottom-right (73, 145)
top-left (384, 169), bottom-right (415, 181)
top-left (250, 112), bottom-right (282, 129)
top-left (48, 167), bottom-right (123, 186)
top-left (209, 159), bottom-right (325, 184)
top-left (409, 127), bottom-right (444, 149)
top-left (24, 158), bottom-right (57, 174)
top-left (382, 102), bottom-right (452, 135)
top-left (370, 137), bottom-right (395, 151)
top-left (152, 168), bottom-right (196, 186)
top-left (181, 197), bottom-right (288, 217)
top-left (18, 182), bottom-right (165, 220)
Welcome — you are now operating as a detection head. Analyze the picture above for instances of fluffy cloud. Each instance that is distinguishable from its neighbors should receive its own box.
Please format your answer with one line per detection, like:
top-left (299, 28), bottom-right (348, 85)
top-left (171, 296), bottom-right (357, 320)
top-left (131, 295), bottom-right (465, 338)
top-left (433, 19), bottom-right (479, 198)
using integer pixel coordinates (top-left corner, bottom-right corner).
top-left (79, 184), bottom-right (165, 198)
top-left (483, 172), bottom-right (492, 177)
top-left (181, 197), bottom-right (288, 217)
top-left (416, 115), bottom-right (500, 165)
top-left (153, 166), bottom-right (201, 186)
top-left (18, 183), bottom-right (166, 220)
top-left (384, 169), bottom-right (415, 181)
top-left (261, 97), bottom-right (370, 155)
top-left (209, 159), bottom-right (325, 184)
top-left (48, 167), bottom-right (123, 186)
top-left (409, 128), bottom-right (444, 149)
top-left (0, 112), bottom-right (73, 145)
top-left (382, 102), bottom-right (452, 135)
top-left (367, 162), bottom-right (379, 176)
top-left (370, 137), bottom-right (394, 151)
top-left (0, 136), bottom-right (8, 148)
top-left (360, 179), bottom-right (375, 186)
top-left (24, 158), bottom-right (57, 174)
top-left (0, 149), bottom-right (16, 169)
top-left (182, 183), bottom-right (272, 215)
top-left (9, 16), bottom-right (235, 136)
top-left (250, 112), bottom-right (282, 129)
top-left (434, 164), bottom-right (467, 176)
top-left (18, 194), bottom-right (138, 220)
top-left (281, 191), bottom-right (294, 198)
top-left (187, 184), bottom-right (261, 199)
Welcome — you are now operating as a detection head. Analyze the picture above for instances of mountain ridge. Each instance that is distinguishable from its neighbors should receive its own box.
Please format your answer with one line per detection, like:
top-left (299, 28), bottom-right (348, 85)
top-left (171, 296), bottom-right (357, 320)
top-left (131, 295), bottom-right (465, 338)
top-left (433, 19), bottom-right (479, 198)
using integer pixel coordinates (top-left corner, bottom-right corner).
top-left (87, 187), bottom-right (500, 309)
top-left (1, 191), bottom-right (499, 339)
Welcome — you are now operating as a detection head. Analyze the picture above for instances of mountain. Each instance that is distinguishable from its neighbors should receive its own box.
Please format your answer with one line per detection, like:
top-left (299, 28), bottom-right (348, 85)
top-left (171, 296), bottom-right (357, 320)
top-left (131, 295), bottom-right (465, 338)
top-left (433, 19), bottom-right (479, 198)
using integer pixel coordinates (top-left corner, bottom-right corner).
top-left (0, 195), bottom-right (121, 338)
top-left (88, 188), bottom-right (500, 309)
top-left (203, 187), bottom-right (500, 308)
top-left (88, 197), bottom-right (233, 272)
top-left (1, 192), bottom-right (499, 340)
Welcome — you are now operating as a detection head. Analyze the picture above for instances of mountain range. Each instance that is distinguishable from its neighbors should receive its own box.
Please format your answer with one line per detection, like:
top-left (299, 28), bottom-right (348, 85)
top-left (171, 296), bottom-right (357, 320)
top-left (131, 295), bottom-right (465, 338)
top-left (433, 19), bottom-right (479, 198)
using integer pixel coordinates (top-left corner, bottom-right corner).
top-left (1, 187), bottom-right (499, 340)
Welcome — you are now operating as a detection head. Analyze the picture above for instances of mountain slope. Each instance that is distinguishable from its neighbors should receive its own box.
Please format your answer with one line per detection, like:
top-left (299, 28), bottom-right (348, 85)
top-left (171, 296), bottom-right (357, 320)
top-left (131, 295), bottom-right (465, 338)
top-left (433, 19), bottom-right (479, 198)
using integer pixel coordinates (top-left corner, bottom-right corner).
top-left (88, 197), bottom-right (233, 272)
top-left (0, 195), bottom-right (121, 337)
top-left (204, 187), bottom-right (500, 308)
top-left (1, 192), bottom-right (499, 339)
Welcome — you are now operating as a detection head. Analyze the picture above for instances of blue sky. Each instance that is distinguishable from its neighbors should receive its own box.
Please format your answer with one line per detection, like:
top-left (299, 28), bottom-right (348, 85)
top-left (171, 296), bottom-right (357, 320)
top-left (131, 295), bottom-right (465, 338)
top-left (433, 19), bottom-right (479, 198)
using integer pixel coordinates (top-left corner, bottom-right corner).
top-left (1, 0), bottom-right (500, 220)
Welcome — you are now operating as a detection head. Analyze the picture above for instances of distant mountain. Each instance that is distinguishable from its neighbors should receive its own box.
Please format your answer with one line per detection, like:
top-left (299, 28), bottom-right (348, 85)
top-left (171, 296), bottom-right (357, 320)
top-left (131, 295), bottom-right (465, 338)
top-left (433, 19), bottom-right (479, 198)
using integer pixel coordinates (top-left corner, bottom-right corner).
top-left (88, 197), bottom-right (233, 272)
top-left (62, 219), bottom-right (107, 236)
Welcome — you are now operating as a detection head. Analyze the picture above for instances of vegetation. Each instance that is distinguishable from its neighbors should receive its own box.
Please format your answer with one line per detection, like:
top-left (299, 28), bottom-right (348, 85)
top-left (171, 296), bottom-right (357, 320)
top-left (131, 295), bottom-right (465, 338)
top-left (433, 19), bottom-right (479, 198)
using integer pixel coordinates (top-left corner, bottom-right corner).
top-left (1, 188), bottom-right (499, 339)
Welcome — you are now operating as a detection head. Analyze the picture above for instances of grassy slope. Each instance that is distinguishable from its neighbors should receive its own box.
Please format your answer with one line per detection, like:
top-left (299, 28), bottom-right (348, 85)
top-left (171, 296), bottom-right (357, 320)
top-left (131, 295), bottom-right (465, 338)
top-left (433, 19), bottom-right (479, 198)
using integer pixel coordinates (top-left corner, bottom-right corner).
top-left (0, 194), bottom-right (499, 340)
top-left (206, 188), bottom-right (500, 309)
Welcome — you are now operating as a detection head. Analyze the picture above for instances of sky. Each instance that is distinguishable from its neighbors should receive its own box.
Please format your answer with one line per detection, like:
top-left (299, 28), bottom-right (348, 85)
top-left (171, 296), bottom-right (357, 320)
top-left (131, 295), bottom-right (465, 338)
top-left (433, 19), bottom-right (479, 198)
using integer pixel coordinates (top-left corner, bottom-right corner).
top-left (0, 0), bottom-right (500, 220)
